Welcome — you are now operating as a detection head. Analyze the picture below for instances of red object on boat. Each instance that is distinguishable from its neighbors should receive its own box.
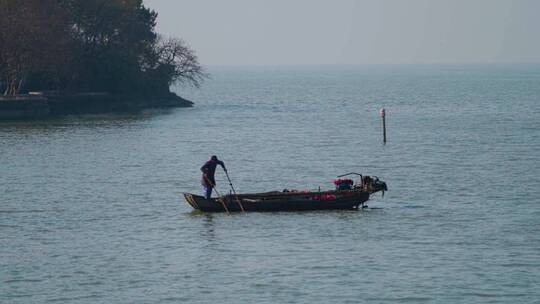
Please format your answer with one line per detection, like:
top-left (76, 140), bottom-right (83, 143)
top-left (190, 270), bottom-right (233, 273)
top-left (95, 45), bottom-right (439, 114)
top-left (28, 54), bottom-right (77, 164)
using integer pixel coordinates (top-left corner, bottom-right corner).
top-left (314, 194), bottom-right (338, 200)
top-left (333, 179), bottom-right (353, 186)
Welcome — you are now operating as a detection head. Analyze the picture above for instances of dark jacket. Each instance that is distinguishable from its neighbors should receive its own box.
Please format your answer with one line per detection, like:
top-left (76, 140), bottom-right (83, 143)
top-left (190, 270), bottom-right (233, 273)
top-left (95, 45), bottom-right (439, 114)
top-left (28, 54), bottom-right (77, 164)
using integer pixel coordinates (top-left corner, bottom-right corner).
top-left (201, 159), bottom-right (225, 187)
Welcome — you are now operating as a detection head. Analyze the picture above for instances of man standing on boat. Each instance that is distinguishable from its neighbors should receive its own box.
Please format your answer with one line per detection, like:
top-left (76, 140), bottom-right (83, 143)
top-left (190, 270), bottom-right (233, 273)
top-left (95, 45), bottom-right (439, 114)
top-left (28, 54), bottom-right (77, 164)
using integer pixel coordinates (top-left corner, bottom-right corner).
top-left (201, 155), bottom-right (226, 199)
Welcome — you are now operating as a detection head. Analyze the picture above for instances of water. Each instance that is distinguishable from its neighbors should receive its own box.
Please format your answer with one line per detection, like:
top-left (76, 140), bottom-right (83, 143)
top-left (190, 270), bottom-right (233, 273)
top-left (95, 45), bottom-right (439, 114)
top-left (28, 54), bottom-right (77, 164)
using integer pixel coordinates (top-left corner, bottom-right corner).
top-left (1, 65), bottom-right (539, 303)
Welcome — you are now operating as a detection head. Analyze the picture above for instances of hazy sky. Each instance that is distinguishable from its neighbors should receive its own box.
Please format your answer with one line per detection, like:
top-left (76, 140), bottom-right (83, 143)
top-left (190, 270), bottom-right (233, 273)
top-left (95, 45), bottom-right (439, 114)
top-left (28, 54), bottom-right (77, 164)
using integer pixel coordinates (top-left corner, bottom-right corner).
top-left (144, 0), bottom-right (540, 65)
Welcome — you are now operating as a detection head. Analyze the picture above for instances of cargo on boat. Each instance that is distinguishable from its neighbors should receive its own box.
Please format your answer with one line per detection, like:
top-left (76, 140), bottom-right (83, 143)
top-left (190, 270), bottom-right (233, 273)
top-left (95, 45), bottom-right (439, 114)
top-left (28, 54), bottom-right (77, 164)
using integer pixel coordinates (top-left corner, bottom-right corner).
top-left (183, 173), bottom-right (387, 212)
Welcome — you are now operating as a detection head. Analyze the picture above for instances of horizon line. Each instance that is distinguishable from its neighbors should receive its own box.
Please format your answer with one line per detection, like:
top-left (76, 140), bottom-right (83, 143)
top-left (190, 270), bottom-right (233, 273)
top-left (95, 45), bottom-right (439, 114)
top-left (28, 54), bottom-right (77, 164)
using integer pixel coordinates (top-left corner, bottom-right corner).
top-left (201, 62), bottom-right (540, 67)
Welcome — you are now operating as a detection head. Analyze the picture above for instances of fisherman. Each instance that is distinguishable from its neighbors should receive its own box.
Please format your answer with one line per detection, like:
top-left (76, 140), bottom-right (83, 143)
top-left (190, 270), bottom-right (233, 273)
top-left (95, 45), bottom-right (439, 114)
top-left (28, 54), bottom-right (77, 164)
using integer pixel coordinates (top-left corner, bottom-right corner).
top-left (201, 155), bottom-right (226, 199)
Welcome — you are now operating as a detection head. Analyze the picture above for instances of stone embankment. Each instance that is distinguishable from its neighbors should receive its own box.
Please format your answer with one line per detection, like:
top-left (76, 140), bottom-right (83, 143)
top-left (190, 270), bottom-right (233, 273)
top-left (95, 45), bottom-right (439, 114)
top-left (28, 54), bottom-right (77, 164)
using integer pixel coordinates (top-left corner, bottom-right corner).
top-left (0, 92), bottom-right (193, 120)
top-left (0, 95), bottom-right (50, 119)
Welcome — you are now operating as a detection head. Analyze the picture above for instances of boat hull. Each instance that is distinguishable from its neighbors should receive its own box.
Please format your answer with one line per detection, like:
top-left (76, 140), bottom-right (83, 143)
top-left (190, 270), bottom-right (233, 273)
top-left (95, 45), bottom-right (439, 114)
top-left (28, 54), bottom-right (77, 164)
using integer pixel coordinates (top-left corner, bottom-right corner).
top-left (183, 191), bottom-right (371, 212)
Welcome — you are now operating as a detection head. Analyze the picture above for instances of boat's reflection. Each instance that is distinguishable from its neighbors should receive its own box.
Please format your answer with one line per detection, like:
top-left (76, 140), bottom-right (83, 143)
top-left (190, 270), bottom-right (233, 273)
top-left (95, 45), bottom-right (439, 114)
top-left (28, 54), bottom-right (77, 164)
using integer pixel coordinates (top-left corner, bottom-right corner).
top-left (200, 213), bottom-right (215, 242)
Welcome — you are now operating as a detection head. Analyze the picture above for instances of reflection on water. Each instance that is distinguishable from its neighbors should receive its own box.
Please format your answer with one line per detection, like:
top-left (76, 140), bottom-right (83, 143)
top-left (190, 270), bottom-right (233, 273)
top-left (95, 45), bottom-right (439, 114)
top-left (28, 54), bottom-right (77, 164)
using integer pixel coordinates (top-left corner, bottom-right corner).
top-left (200, 214), bottom-right (216, 243)
top-left (0, 108), bottom-right (182, 131)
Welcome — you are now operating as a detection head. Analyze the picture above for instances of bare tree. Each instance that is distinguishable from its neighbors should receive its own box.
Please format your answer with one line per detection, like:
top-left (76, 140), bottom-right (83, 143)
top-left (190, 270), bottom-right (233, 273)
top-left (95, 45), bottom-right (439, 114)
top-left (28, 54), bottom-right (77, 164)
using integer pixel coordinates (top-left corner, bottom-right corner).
top-left (155, 37), bottom-right (207, 88)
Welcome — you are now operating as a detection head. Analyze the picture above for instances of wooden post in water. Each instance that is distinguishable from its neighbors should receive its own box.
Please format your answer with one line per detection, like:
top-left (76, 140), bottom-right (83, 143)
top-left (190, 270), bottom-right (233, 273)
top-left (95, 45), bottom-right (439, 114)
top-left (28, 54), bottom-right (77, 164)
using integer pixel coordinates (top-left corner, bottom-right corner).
top-left (380, 107), bottom-right (386, 143)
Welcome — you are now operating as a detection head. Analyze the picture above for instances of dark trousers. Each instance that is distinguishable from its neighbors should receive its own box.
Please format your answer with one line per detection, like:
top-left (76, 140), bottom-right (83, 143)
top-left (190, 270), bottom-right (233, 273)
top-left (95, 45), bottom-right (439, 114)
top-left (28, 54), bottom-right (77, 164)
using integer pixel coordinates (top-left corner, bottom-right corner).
top-left (202, 175), bottom-right (215, 199)
top-left (204, 186), bottom-right (213, 199)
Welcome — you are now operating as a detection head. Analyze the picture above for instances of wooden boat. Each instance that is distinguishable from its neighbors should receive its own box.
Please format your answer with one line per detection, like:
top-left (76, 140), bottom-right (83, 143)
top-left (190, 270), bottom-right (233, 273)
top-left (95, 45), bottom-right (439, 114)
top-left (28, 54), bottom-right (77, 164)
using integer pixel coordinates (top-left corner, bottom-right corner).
top-left (183, 173), bottom-right (387, 212)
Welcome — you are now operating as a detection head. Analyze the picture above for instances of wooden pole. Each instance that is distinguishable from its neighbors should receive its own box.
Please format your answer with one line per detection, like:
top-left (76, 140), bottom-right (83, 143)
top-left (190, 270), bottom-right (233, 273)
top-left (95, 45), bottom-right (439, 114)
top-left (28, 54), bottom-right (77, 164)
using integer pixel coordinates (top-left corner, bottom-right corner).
top-left (383, 115), bottom-right (387, 143)
top-left (224, 170), bottom-right (245, 212)
top-left (380, 107), bottom-right (387, 143)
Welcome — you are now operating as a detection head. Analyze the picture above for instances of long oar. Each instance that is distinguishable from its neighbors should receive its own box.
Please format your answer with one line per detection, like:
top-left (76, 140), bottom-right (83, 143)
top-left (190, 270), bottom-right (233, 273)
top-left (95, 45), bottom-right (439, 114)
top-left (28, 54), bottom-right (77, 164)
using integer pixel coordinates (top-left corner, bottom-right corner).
top-left (203, 175), bottom-right (229, 214)
top-left (224, 170), bottom-right (245, 212)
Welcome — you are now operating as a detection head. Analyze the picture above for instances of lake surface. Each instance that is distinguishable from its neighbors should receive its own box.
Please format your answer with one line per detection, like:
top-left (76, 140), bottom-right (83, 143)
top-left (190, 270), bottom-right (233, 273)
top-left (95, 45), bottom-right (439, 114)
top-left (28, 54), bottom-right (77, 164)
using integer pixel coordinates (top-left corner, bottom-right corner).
top-left (1, 65), bottom-right (539, 303)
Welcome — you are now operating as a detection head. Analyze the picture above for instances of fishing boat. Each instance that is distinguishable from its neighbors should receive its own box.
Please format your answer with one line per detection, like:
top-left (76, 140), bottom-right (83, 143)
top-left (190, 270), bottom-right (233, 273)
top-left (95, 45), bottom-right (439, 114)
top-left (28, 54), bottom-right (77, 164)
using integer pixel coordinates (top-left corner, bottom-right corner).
top-left (183, 173), bottom-right (387, 212)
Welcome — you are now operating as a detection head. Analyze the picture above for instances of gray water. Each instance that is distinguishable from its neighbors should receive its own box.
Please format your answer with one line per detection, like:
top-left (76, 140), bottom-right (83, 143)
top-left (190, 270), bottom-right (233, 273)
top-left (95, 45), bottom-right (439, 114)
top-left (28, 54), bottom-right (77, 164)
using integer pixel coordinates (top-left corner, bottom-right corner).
top-left (1, 65), bottom-right (539, 303)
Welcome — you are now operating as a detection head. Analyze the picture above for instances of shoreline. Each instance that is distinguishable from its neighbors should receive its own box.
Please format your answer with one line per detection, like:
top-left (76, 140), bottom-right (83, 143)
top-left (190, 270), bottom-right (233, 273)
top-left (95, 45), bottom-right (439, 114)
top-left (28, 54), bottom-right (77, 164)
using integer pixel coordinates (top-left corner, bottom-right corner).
top-left (0, 92), bottom-right (193, 120)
